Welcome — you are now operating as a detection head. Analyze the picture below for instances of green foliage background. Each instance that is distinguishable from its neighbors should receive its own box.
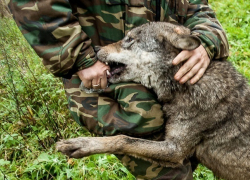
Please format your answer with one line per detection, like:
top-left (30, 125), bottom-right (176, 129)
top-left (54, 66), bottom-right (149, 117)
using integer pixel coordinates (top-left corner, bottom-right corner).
top-left (0, 0), bottom-right (249, 179)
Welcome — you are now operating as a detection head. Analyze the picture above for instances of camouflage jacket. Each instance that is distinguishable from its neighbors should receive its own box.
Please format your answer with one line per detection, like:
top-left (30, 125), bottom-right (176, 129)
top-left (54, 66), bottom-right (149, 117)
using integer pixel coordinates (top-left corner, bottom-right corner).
top-left (8, 0), bottom-right (229, 79)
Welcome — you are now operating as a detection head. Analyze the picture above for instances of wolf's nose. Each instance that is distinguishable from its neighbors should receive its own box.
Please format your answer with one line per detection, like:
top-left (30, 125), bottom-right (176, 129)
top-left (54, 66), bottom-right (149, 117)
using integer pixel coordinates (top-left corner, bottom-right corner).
top-left (94, 46), bottom-right (101, 52)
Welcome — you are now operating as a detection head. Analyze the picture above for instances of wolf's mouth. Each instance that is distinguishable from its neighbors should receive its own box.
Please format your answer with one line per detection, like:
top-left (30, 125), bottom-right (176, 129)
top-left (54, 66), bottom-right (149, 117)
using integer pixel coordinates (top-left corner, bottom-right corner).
top-left (106, 62), bottom-right (127, 78)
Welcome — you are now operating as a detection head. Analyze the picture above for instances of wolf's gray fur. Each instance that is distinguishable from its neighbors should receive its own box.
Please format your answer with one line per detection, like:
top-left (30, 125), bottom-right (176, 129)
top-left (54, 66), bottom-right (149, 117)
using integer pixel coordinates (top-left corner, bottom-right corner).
top-left (57, 22), bottom-right (250, 180)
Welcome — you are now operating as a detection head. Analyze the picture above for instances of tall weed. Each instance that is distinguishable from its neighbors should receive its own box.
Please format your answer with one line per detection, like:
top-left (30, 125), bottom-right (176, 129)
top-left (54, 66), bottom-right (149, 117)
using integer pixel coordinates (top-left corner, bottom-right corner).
top-left (0, 18), bottom-right (132, 179)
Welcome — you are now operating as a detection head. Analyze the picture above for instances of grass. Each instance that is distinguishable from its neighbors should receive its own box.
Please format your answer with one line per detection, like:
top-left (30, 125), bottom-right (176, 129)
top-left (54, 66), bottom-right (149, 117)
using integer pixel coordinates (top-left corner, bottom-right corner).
top-left (0, 0), bottom-right (249, 179)
top-left (210, 0), bottom-right (250, 79)
top-left (0, 18), bottom-right (133, 180)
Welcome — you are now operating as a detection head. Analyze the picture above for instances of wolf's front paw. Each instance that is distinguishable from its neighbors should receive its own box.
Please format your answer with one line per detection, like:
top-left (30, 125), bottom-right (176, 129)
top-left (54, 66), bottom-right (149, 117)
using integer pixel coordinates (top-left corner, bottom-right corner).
top-left (56, 137), bottom-right (94, 158)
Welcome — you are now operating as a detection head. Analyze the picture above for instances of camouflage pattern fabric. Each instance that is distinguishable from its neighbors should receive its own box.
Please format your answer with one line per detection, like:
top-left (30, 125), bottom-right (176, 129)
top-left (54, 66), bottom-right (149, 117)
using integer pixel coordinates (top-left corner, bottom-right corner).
top-left (8, 0), bottom-right (229, 79)
top-left (63, 74), bottom-right (164, 137)
top-left (8, 0), bottom-right (229, 179)
top-left (116, 156), bottom-right (193, 180)
top-left (62, 75), bottom-right (190, 180)
top-left (63, 74), bottom-right (191, 180)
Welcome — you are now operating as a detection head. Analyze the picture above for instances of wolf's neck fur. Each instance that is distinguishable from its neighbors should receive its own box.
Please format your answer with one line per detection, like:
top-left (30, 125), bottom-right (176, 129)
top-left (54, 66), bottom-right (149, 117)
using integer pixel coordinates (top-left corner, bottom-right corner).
top-left (140, 56), bottom-right (184, 102)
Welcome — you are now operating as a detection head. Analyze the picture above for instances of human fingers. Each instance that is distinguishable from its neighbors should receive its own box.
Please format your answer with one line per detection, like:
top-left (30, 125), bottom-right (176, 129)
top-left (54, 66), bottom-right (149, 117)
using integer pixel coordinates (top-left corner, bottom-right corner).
top-left (100, 71), bottom-right (108, 89)
top-left (77, 61), bottom-right (110, 89)
top-left (81, 79), bottom-right (92, 89)
top-left (190, 66), bottom-right (207, 84)
top-left (189, 46), bottom-right (210, 84)
top-left (91, 70), bottom-right (109, 89)
top-left (174, 53), bottom-right (199, 82)
top-left (92, 78), bottom-right (101, 89)
top-left (178, 60), bottom-right (202, 84)
top-left (172, 50), bottom-right (192, 66)
top-left (77, 70), bottom-right (92, 88)
top-left (174, 45), bottom-right (210, 84)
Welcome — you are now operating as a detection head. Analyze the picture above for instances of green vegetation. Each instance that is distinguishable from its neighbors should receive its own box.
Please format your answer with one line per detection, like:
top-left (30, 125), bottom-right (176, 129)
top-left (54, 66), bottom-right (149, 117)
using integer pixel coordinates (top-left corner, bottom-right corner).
top-left (210, 0), bottom-right (250, 78)
top-left (0, 0), bottom-right (249, 179)
top-left (0, 16), bottom-right (133, 180)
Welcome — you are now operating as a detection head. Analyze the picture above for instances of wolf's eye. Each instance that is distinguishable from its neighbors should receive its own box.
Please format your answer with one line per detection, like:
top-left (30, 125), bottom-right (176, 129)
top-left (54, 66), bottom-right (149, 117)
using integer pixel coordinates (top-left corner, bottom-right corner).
top-left (122, 37), bottom-right (135, 49)
top-left (127, 37), bottom-right (134, 42)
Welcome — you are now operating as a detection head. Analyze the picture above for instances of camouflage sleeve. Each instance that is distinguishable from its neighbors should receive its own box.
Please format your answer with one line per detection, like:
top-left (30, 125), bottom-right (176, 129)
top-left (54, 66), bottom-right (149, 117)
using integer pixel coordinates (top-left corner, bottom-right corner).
top-left (183, 0), bottom-right (229, 60)
top-left (8, 0), bottom-right (97, 78)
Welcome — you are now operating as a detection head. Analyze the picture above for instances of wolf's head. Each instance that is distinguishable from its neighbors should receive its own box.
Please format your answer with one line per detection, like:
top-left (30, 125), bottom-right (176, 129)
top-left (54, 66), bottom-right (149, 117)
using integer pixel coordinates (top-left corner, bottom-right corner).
top-left (97, 22), bottom-right (200, 88)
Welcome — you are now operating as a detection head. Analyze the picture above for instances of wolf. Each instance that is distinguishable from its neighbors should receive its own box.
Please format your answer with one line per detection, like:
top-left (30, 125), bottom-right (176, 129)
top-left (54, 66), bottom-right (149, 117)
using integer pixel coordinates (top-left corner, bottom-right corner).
top-left (56, 22), bottom-right (250, 180)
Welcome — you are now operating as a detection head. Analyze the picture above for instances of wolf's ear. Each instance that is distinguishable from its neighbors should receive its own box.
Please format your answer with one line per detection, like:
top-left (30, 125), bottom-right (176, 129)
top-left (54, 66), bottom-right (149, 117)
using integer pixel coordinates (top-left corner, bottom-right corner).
top-left (171, 35), bottom-right (200, 50)
top-left (159, 30), bottom-right (201, 50)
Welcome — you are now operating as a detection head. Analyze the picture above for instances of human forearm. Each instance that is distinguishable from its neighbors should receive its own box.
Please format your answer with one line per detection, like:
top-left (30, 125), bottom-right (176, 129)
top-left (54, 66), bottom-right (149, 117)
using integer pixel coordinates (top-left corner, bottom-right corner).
top-left (8, 0), bottom-right (96, 78)
top-left (185, 0), bottom-right (229, 60)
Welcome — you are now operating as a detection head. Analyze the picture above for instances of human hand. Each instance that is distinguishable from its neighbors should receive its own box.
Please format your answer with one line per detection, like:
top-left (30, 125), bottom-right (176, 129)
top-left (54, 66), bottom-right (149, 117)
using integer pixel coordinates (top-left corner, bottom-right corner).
top-left (77, 61), bottom-right (110, 89)
top-left (172, 45), bottom-right (210, 84)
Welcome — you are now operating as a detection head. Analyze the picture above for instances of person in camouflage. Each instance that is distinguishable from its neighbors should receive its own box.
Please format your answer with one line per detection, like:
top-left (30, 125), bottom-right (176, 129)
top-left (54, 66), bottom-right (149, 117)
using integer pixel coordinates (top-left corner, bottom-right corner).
top-left (8, 0), bottom-right (229, 179)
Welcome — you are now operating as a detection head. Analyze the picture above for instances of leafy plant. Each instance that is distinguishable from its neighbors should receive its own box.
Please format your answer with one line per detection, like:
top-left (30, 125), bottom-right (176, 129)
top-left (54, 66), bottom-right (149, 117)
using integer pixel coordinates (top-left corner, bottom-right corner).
top-left (0, 16), bottom-right (133, 180)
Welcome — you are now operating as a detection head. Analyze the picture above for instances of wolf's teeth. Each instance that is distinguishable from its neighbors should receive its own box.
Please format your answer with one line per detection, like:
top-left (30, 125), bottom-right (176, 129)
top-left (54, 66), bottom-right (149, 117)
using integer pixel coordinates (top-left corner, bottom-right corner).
top-left (106, 70), bottom-right (111, 76)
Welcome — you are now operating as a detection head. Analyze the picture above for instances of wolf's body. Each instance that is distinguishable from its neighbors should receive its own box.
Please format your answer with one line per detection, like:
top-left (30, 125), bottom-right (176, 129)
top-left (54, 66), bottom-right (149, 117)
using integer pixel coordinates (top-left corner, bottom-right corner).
top-left (57, 22), bottom-right (250, 180)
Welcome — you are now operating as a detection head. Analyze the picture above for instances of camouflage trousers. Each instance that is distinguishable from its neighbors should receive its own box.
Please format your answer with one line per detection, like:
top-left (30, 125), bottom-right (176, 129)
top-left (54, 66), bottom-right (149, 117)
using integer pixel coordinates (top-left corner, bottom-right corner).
top-left (62, 74), bottom-right (193, 180)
